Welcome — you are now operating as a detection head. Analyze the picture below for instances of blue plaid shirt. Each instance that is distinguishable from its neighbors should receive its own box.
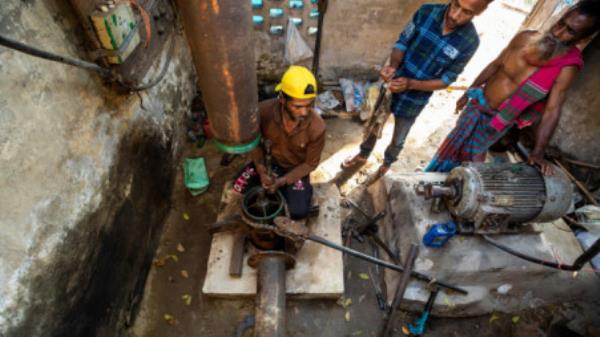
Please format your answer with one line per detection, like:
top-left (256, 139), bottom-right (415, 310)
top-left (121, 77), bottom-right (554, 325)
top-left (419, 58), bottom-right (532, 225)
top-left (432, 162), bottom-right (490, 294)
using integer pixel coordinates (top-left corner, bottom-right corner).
top-left (391, 4), bottom-right (479, 117)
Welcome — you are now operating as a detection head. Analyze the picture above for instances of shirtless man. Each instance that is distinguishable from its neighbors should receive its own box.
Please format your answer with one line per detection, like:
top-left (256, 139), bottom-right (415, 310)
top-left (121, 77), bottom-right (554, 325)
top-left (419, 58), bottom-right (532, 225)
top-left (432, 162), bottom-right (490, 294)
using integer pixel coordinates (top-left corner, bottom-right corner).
top-left (426, 0), bottom-right (599, 175)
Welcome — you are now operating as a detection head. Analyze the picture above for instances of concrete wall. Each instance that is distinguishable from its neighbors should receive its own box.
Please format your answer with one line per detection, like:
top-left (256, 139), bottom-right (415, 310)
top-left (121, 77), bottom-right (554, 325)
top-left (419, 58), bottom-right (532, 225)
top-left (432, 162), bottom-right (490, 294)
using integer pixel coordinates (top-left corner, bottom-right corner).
top-left (254, 0), bottom-right (435, 82)
top-left (551, 37), bottom-right (600, 163)
top-left (0, 1), bottom-right (196, 336)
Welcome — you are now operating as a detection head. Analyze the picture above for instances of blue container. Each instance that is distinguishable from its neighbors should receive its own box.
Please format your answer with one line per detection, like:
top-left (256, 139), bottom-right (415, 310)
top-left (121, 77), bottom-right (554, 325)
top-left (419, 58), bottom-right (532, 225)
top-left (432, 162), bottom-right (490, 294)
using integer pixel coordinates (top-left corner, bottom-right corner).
top-left (252, 15), bottom-right (264, 26)
top-left (289, 0), bottom-right (304, 10)
top-left (310, 0), bottom-right (318, 3)
top-left (422, 221), bottom-right (457, 248)
top-left (251, 0), bottom-right (263, 9)
top-left (269, 8), bottom-right (284, 18)
top-left (290, 17), bottom-right (303, 26)
top-left (309, 8), bottom-right (319, 19)
top-left (269, 25), bottom-right (284, 35)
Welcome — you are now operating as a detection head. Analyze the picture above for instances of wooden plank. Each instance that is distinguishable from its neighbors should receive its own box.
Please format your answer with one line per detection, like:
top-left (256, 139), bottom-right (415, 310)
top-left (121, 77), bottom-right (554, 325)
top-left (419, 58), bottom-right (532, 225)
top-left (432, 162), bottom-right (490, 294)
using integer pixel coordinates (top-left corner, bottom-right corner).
top-left (202, 182), bottom-right (344, 298)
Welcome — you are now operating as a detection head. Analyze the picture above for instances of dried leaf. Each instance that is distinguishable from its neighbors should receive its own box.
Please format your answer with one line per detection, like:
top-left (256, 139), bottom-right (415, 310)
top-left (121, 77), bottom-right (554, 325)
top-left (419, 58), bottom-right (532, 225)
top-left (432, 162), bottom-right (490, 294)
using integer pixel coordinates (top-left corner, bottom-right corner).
top-left (489, 313), bottom-right (499, 323)
top-left (336, 296), bottom-right (352, 309)
top-left (177, 243), bottom-right (186, 253)
top-left (180, 270), bottom-right (189, 279)
top-left (443, 295), bottom-right (455, 308)
top-left (164, 313), bottom-right (174, 325)
top-left (181, 294), bottom-right (192, 306)
top-left (169, 254), bottom-right (179, 262)
top-left (358, 273), bottom-right (369, 280)
top-left (358, 294), bottom-right (366, 303)
top-left (153, 256), bottom-right (169, 267)
top-left (402, 325), bottom-right (411, 335)
top-left (512, 315), bottom-right (520, 324)
top-left (345, 311), bottom-right (350, 322)
top-left (182, 212), bottom-right (190, 221)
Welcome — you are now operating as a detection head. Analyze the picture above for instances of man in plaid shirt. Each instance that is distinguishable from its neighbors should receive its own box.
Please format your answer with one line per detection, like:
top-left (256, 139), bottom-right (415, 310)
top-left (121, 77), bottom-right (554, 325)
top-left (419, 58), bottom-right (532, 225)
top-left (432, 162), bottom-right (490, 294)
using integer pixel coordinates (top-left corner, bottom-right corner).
top-left (342, 0), bottom-right (491, 179)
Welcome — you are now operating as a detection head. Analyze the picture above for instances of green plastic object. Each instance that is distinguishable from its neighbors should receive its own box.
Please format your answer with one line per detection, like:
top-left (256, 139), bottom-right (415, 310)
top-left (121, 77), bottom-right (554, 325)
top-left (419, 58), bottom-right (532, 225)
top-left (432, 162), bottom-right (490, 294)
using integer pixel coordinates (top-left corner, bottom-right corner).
top-left (213, 134), bottom-right (261, 154)
top-left (184, 157), bottom-right (209, 196)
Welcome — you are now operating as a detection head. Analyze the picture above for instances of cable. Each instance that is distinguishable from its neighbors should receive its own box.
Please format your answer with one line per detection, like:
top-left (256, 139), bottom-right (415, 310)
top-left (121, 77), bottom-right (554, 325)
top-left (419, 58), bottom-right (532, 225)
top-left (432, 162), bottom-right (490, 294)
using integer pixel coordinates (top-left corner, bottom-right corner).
top-left (482, 235), bottom-right (600, 271)
top-left (118, 31), bottom-right (175, 91)
top-left (0, 34), bottom-right (112, 77)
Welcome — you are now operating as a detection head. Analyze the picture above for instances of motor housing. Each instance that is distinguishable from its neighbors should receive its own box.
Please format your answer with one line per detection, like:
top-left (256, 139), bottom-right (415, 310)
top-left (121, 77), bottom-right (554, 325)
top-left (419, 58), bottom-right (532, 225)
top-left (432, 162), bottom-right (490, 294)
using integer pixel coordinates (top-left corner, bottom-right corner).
top-left (430, 163), bottom-right (573, 232)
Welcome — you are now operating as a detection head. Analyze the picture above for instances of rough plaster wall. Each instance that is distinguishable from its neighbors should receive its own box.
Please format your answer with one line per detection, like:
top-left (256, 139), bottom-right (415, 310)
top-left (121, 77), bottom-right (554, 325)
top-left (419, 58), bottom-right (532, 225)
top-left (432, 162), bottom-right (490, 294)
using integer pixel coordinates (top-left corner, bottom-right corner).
top-left (319, 0), bottom-right (435, 80)
top-left (253, 0), bottom-right (436, 82)
top-left (0, 1), bottom-right (196, 336)
top-left (551, 37), bottom-right (600, 163)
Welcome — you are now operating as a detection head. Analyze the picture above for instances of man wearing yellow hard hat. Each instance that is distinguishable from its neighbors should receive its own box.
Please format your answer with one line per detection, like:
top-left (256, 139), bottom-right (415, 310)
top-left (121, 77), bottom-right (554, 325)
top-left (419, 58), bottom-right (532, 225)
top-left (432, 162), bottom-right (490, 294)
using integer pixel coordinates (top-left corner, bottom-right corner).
top-left (232, 65), bottom-right (326, 220)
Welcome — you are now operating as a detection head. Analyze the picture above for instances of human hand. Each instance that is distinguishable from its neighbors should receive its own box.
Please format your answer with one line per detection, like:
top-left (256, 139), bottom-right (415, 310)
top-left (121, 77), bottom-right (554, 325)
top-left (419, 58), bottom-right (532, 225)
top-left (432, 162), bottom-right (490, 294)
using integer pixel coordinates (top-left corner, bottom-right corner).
top-left (380, 66), bottom-right (396, 82)
top-left (528, 154), bottom-right (554, 176)
top-left (267, 177), bottom-right (287, 193)
top-left (455, 94), bottom-right (468, 114)
top-left (259, 172), bottom-right (275, 190)
top-left (389, 77), bottom-right (410, 93)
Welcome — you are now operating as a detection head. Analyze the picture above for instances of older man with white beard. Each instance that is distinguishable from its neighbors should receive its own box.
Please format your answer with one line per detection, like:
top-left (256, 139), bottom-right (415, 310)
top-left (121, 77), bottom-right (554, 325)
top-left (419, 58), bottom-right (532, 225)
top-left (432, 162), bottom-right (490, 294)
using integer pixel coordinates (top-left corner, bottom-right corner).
top-left (426, 0), bottom-right (600, 175)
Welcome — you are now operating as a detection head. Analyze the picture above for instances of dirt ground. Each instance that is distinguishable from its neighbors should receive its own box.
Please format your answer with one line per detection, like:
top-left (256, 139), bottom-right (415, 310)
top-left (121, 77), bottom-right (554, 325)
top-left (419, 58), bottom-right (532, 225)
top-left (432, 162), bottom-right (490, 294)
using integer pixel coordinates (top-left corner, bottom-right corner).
top-left (129, 1), bottom-right (600, 336)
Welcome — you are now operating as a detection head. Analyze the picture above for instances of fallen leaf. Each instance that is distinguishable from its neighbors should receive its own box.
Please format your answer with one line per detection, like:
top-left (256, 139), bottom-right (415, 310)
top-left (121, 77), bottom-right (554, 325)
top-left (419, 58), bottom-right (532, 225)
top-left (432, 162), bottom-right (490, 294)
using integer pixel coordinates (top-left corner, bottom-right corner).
top-left (512, 315), bottom-right (520, 324)
top-left (443, 295), bottom-right (456, 308)
top-left (164, 313), bottom-right (174, 325)
top-left (336, 296), bottom-right (352, 309)
top-left (182, 212), bottom-right (190, 221)
top-left (181, 294), bottom-right (192, 306)
top-left (402, 325), bottom-right (410, 335)
top-left (358, 273), bottom-right (369, 280)
top-left (177, 243), bottom-right (186, 253)
top-left (489, 313), bottom-right (499, 323)
top-left (345, 311), bottom-right (350, 322)
top-left (169, 254), bottom-right (179, 262)
top-left (358, 294), bottom-right (366, 303)
top-left (180, 270), bottom-right (189, 279)
top-left (153, 256), bottom-right (169, 267)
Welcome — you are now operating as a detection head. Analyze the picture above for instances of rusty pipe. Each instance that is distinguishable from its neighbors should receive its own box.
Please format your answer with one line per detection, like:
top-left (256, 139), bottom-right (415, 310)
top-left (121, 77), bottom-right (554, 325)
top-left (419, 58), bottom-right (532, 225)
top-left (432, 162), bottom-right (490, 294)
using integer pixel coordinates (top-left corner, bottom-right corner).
top-left (176, 0), bottom-right (260, 153)
top-left (249, 251), bottom-right (296, 337)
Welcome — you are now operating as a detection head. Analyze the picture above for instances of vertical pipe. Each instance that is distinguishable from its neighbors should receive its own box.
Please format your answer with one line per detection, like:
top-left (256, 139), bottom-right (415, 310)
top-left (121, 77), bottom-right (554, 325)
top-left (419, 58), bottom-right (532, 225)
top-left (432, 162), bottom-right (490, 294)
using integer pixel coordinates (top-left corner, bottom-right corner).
top-left (255, 255), bottom-right (287, 337)
top-left (176, 0), bottom-right (260, 153)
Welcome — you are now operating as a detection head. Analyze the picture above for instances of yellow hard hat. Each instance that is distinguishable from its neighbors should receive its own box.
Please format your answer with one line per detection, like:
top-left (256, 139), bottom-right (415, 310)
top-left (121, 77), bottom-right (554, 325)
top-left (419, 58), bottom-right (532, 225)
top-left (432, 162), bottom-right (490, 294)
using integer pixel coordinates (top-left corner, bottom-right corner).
top-left (275, 65), bottom-right (317, 99)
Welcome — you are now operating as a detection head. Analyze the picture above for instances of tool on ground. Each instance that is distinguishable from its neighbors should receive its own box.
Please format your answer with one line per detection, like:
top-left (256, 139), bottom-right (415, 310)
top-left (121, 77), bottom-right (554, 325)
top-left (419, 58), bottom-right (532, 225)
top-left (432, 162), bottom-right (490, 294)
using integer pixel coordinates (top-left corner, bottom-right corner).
top-left (381, 244), bottom-right (419, 337)
top-left (407, 287), bottom-right (440, 336)
top-left (341, 198), bottom-right (400, 263)
top-left (422, 221), bottom-right (457, 248)
top-left (368, 267), bottom-right (387, 311)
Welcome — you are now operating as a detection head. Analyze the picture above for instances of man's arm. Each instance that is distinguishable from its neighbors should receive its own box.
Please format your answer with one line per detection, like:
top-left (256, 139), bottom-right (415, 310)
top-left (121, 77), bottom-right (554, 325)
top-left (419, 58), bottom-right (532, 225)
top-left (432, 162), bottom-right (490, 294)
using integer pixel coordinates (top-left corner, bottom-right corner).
top-left (529, 65), bottom-right (579, 175)
top-left (279, 130), bottom-right (326, 186)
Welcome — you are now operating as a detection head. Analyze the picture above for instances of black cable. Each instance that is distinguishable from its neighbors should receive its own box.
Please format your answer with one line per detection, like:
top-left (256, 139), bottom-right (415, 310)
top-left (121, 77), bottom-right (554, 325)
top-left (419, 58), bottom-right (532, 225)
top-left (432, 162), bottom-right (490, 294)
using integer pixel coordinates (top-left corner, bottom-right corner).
top-left (118, 31), bottom-right (175, 91)
top-left (0, 34), bottom-right (112, 77)
top-left (482, 235), bottom-right (600, 271)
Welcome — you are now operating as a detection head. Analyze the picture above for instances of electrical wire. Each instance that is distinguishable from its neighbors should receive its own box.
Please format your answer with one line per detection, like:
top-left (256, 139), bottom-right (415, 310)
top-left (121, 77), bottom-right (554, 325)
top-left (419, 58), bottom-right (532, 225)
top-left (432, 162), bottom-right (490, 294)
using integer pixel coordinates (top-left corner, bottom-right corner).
top-left (482, 234), bottom-right (600, 271)
top-left (0, 34), bottom-right (112, 77)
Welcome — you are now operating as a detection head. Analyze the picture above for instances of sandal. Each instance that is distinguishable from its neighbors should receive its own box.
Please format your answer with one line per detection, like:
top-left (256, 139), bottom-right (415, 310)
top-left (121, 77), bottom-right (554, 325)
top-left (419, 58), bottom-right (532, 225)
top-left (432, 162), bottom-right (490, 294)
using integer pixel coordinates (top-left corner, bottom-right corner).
top-left (341, 154), bottom-right (368, 169)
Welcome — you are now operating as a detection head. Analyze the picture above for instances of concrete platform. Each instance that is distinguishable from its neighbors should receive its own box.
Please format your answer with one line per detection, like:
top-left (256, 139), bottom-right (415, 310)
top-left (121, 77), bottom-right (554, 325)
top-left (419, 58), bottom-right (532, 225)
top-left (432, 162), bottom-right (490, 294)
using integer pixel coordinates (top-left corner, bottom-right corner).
top-left (202, 182), bottom-right (344, 298)
top-left (368, 172), bottom-right (600, 316)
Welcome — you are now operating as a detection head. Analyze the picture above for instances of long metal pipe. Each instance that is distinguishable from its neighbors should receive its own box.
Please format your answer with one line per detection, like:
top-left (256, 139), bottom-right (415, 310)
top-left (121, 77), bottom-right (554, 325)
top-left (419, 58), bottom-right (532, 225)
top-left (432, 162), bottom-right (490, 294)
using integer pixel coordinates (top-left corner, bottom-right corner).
top-left (176, 0), bottom-right (260, 153)
top-left (254, 255), bottom-right (287, 337)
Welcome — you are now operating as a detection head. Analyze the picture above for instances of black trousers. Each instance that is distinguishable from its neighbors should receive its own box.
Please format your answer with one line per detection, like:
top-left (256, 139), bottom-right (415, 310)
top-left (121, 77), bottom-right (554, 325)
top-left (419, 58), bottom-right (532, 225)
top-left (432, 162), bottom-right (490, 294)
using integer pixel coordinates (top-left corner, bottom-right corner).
top-left (233, 163), bottom-right (313, 220)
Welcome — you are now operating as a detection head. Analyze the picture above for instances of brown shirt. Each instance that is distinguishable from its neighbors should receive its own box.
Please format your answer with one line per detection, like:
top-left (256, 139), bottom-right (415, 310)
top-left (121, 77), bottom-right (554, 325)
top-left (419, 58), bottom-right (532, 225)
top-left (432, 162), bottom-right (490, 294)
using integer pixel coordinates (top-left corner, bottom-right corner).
top-left (252, 98), bottom-right (326, 184)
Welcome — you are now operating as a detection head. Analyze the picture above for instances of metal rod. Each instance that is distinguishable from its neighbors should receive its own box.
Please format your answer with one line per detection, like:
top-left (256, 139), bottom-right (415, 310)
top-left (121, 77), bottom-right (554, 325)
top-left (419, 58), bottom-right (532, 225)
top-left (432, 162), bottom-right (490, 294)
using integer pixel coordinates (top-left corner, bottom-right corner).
top-left (381, 244), bottom-right (419, 337)
top-left (307, 235), bottom-right (468, 294)
top-left (553, 159), bottom-right (598, 206)
top-left (254, 255), bottom-right (287, 337)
